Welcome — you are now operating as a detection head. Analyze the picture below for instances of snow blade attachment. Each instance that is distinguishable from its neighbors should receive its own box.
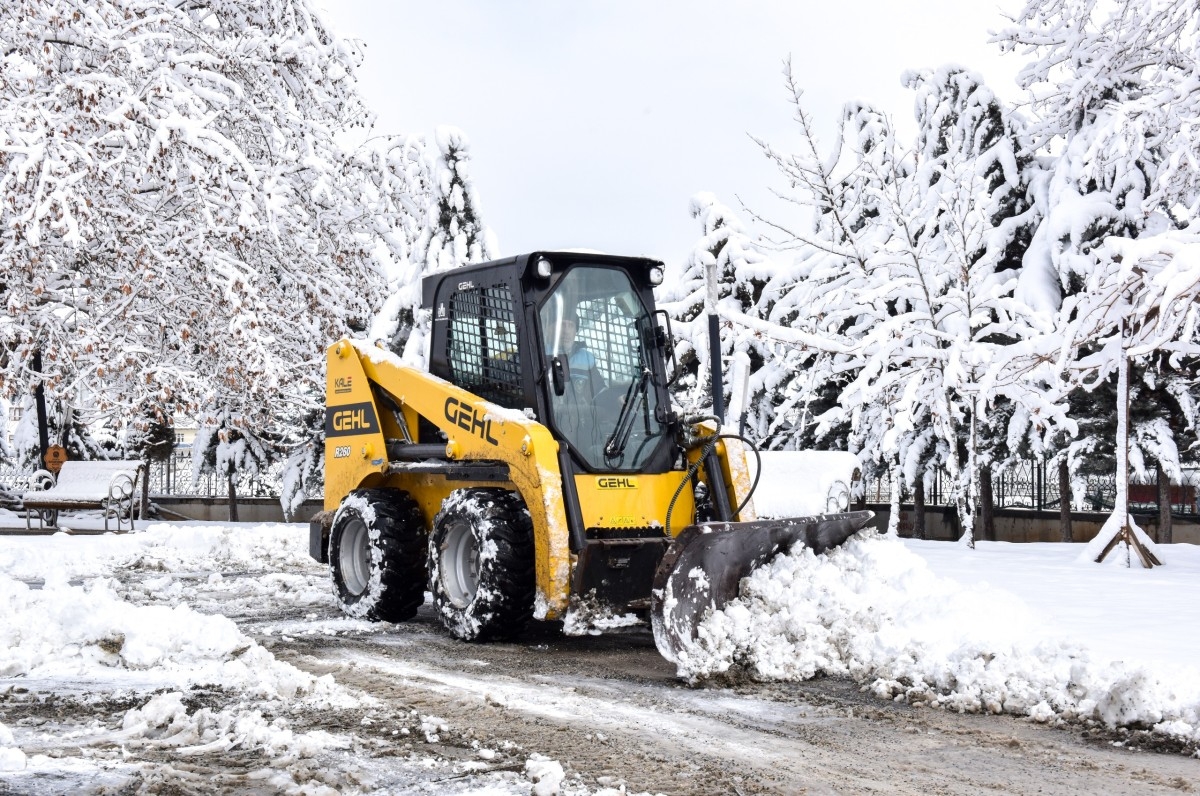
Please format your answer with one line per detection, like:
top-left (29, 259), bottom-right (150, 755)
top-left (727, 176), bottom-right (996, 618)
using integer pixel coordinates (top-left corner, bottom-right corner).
top-left (650, 511), bottom-right (875, 666)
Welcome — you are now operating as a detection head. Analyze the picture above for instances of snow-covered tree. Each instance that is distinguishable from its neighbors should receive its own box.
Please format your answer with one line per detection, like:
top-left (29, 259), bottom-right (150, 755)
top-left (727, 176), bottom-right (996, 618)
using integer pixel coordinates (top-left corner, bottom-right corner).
top-left (750, 99), bottom-right (896, 462)
top-left (192, 404), bottom-right (274, 521)
top-left (374, 126), bottom-right (497, 367)
top-left (0, 0), bottom-right (384, 471)
top-left (998, 0), bottom-right (1200, 562)
top-left (421, 126), bottom-right (496, 275)
top-left (362, 134), bottom-right (435, 360)
top-left (658, 193), bottom-right (776, 433)
top-left (279, 405), bottom-right (323, 520)
top-left (902, 65), bottom-right (1042, 538)
top-left (121, 405), bottom-right (176, 465)
top-left (12, 394), bottom-right (113, 469)
top-left (747, 63), bottom-right (1043, 543)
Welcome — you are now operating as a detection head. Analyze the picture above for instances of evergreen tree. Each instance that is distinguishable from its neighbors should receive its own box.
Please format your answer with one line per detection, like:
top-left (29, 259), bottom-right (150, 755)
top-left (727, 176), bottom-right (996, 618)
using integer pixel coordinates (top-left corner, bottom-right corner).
top-left (373, 126), bottom-right (496, 367)
top-left (280, 406), bottom-right (324, 521)
top-left (421, 127), bottom-right (496, 274)
top-left (364, 134), bottom-right (436, 360)
top-left (123, 405), bottom-right (177, 466)
top-left (13, 396), bottom-right (112, 469)
top-left (192, 404), bottom-right (274, 522)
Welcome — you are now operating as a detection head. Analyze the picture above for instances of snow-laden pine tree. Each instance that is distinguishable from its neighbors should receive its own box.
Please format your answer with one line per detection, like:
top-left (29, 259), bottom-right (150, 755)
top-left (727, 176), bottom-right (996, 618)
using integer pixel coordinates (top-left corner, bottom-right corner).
top-left (658, 193), bottom-right (775, 433)
top-left (364, 133), bottom-right (436, 361)
top-left (378, 126), bottom-right (497, 367)
top-left (12, 396), bottom-right (113, 469)
top-left (421, 127), bottom-right (496, 276)
top-left (121, 405), bottom-right (176, 466)
top-left (997, 0), bottom-right (1200, 561)
top-left (278, 406), bottom-right (324, 520)
top-left (0, 0), bottom-right (383, 469)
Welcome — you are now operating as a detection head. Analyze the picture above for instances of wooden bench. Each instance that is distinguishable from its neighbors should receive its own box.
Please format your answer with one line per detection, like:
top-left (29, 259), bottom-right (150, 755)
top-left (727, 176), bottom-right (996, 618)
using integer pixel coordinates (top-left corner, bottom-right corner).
top-left (22, 460), bottom-right (146, 533)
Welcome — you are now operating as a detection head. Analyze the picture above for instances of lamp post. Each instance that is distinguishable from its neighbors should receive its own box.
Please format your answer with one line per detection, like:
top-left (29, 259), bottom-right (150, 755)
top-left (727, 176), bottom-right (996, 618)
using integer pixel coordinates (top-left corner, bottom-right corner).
top-left (32, 350), bottom-right (49, 470)
top-left (705, 258), bottom-right (724, 424)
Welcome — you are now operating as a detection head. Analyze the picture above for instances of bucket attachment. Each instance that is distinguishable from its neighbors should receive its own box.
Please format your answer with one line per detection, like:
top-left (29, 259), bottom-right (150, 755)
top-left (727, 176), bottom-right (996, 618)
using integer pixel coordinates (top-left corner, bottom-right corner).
top-left (650, 510), bottom-right (874, 665)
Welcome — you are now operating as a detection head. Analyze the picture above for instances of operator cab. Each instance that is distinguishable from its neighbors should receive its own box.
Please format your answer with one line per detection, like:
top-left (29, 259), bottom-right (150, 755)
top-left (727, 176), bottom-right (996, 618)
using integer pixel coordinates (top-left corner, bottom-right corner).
top-left (423, 252), bottom-right (677, 474)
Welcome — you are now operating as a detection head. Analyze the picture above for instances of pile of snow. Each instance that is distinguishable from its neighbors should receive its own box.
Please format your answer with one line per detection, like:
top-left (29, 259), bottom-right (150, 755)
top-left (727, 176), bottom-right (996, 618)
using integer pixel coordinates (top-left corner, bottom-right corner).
top-left (682, 533), bottom-right (1200, 747)
top-left (526, 753), bottom-right (566, 796)
top-left (118, 691), bottom-right (351, 760)
top-left (0, 521), bottom-right (320, 581)
top-left (0, 720), bottom-right (24, 772)
top-left (0, 570), bottom-right (344, 703)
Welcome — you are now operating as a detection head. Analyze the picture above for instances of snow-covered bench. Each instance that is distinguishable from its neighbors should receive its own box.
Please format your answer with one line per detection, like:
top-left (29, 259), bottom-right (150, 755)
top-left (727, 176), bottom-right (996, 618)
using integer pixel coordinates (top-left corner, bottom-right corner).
top-left (22, 460), bottom-right (145, 533)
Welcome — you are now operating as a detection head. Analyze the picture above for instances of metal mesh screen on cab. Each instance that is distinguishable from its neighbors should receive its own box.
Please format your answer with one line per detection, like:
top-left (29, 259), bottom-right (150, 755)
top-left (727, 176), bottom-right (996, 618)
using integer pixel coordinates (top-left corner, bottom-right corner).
top-left (577, 301), bottom-right (640, 384)
top-left (447, 286), bottom-right (523, 409)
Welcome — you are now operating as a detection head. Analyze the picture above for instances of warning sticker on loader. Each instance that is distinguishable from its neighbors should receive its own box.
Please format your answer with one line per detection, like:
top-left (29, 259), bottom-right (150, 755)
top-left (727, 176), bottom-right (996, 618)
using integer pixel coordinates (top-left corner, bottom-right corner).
top-left (326, 403), bottom-right (380, 437)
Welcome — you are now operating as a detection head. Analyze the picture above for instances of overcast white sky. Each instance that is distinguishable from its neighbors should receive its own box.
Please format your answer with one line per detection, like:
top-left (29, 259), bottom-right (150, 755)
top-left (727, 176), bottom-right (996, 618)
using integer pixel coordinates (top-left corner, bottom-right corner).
top-left (319, 1), bottom-right (1025, 265)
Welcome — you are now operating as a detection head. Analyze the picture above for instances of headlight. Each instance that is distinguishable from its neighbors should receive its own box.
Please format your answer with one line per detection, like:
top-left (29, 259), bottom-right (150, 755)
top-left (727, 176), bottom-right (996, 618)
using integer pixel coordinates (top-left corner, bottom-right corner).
top-left (649, 266), bottom-right (664, 286)
top-left (535, 256), bottom-right (553, 278)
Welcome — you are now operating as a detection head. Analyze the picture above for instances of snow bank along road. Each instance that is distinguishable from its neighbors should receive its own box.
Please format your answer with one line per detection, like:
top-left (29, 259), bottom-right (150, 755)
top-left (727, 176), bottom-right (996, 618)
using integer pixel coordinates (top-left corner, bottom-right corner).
top-left (0, 521), bottom-right (1197, 795)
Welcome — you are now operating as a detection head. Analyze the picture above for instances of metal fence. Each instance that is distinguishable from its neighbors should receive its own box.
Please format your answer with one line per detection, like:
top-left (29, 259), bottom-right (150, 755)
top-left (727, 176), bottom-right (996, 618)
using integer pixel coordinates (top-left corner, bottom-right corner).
top-left (0, 458), bottom-right (38, 496)
top-left (0, 447), bottom-right (306, 500)
top-left (142, 448), bottom-right (295, 498)
top-left (863, 460), bottom-right (1200, 515)
top-left (4, 447), bottom-right (1196, 514)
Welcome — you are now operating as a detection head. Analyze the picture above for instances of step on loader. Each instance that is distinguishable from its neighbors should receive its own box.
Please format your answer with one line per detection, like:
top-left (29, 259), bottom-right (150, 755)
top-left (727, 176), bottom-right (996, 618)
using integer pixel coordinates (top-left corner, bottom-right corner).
top-left (309, 252), bottom-right (873, 665)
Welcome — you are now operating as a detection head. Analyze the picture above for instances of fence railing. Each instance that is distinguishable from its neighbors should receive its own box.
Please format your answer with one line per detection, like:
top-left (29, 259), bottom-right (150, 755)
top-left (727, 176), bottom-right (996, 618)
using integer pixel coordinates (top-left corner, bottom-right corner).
top-left (3, 448), bottom-right (1195, 515)
top-left (142, 449), bottom-right (302, 498)
top-left (0, 459), bottom-right (38, 500)
top-left (863, 461), bottom-right (1200, 515)
top-left (0, 447), bottom-right (317, 501)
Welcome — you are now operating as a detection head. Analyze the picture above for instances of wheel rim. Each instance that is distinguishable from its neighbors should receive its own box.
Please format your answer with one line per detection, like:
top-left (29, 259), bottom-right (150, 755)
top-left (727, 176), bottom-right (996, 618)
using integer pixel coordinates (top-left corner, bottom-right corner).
top-left (440, 518), bottom-right (480, 609)
top-left (339, 517), bottom-right (372, 596)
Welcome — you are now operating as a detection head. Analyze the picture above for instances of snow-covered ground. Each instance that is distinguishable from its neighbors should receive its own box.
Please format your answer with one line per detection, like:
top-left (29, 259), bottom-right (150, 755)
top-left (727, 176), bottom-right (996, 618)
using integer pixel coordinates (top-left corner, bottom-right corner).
top-left (0, 513), bottom-right (1197, 795)
top-left (0, 518), bottom-right (610, 795)
top-left (683, 533), bottom-right (1200, 749)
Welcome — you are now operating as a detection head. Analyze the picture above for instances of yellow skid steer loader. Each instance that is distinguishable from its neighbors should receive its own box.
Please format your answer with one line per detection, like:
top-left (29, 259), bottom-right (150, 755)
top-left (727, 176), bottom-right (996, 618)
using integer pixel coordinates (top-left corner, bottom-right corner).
top-left (310, 252), bottom-right (872, 663)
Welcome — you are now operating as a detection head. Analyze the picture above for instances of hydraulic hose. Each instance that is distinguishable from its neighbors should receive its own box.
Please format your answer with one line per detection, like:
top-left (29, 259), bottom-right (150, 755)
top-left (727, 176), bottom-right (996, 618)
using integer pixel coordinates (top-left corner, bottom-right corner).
top-left (664, 419), bottom-right (764, 536)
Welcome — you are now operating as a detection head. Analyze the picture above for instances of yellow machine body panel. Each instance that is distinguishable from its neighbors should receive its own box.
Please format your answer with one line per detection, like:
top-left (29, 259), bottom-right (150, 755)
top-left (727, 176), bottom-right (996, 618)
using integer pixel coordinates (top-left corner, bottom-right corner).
top-left (323, 338), bottom-right (574, 620)
top-left (573, 472), bottom-right (697, 536)
top-left (324, 344), bottom-right (390, 510)
top-left (679, 423), bottom-right (758, 524)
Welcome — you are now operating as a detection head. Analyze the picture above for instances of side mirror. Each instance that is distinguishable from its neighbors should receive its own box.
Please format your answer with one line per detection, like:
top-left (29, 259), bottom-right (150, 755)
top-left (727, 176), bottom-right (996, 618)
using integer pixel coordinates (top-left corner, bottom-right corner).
top-left (551, 356), bottom-right (567, 396)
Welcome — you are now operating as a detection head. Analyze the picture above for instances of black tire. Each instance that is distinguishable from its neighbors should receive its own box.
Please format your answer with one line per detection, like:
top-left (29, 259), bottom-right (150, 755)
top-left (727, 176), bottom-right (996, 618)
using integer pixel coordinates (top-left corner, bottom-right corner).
top-left (428, 488), bottom-right (534, 641)
top-left (329, 489), bottom-right (426, 622)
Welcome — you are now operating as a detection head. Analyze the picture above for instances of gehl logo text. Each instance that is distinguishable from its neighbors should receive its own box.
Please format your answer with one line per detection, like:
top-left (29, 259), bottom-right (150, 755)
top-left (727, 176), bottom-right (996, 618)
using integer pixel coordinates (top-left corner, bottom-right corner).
top-left (597, 477), bottom-right (637, 489)
top-left (444, 397), bottom-right (500, 446)
top-left (332, 408), bottom-right (369, 431)
top-left (325, 402), bottom-right (379, 438)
